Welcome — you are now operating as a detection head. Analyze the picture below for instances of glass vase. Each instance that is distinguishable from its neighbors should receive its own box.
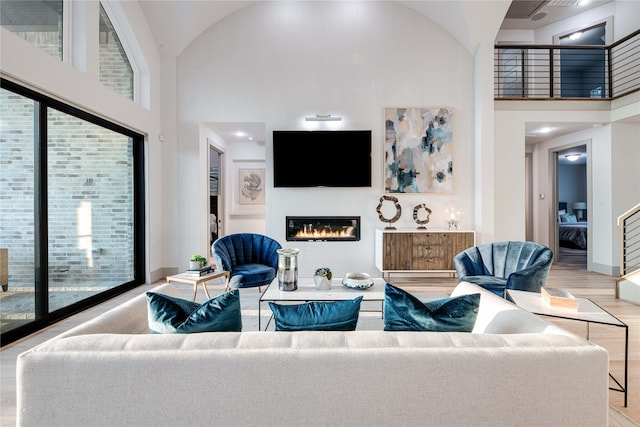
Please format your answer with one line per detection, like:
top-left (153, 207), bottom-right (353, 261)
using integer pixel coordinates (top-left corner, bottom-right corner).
top-left (277, 248), bottom-right (299, 291)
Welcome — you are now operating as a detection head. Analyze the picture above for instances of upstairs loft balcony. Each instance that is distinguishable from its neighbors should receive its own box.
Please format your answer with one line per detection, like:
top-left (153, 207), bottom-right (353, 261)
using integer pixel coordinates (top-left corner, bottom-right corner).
top-left (495, 30), bottom-right (639, 101)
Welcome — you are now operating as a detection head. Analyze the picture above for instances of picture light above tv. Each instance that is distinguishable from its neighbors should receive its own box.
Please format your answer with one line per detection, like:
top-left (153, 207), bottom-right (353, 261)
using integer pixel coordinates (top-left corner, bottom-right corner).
top-left (273, 130), bottom-right (372, 188)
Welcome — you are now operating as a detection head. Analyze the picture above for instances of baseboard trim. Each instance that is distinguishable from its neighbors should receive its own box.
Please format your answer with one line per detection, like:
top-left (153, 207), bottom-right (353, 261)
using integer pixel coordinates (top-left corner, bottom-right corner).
top-left (150, 267), bottom-right (178, 284)
top-left (590, 262), bottom-right (619, 277)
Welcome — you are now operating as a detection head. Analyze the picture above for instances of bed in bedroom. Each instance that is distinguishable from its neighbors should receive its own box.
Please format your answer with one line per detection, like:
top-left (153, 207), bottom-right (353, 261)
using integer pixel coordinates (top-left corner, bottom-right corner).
top-left (558, 202), bottom-right (587, 249)
top-left (559, 221), bottom-right (588, 249)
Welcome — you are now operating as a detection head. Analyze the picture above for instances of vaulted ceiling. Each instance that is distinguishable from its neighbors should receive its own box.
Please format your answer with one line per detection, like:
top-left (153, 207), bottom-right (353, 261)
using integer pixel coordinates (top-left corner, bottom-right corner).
top-left (139, 0), bottom-right (612, 56)
top-left (137, 0), bottom-right (617, 146)
top-left (139, 0), bottom-right (512, 56)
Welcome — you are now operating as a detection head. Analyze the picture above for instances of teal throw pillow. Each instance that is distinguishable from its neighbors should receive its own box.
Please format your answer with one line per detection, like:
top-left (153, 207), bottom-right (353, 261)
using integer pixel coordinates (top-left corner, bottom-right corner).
top-left (384, 284), bottom-right (479, 332)
top-left (268, 297), bottom-right (363, 331)
top-left (560, 213), bottom-right (577, 223)
top-left (146, 290), bottom-right (242, 333)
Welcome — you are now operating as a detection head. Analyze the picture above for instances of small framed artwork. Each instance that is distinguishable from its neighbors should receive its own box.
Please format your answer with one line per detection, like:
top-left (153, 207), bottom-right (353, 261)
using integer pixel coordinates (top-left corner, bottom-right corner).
top-left (231, 160), bottom-right (265, 216)
top-left (384, 107), bottom-right (454, 193)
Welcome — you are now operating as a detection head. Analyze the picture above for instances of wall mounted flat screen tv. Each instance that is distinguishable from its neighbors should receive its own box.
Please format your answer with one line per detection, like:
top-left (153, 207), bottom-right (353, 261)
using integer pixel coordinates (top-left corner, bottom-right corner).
top-left (273, 130), bottom-right (372, 187)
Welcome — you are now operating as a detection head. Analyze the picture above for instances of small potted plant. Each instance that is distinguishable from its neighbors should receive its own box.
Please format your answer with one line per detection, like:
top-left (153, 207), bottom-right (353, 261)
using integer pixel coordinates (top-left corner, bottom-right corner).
top-left (313, 267), bottom-right (332, 290)
top-left (189, 254), bottom-right (206, 270)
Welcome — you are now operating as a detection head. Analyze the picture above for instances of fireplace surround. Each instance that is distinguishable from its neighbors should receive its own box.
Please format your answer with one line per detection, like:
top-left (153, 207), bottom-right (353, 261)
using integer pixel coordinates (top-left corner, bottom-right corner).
top-left (285, 216), bottom-right (360, 242)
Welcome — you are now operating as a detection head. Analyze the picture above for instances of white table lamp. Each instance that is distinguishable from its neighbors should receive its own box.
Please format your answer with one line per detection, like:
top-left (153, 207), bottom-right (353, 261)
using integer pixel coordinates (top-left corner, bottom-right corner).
top-left (572, 202), bottom-right (587, 221)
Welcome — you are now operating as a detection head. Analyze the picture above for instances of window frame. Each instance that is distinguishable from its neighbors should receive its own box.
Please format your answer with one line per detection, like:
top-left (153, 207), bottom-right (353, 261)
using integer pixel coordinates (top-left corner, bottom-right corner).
top-left (0, 77), bottom-right (146, 347)
top-left (99, 1), bottom-right (139, 103)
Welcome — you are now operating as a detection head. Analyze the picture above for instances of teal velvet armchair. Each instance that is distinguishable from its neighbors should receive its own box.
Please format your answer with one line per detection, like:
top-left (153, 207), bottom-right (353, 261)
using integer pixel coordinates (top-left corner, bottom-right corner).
top-left (212, 233), bottom-right (282, 290)
top-left (453, 241), bottom-right (554, 297)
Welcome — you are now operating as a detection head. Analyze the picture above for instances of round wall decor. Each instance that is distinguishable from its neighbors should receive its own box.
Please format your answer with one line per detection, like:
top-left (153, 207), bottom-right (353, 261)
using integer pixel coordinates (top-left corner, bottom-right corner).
top-left (413, 203), bottom-right (432, 229)
top-left (376, 195), bottom-right (401, 229)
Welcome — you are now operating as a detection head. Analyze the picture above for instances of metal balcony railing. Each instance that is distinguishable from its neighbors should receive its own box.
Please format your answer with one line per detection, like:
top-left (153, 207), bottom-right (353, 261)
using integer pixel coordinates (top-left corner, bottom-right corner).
top-left (495, 29), bottom-right (640, 100)
top-left (618, 203), bottom-right (640, 278)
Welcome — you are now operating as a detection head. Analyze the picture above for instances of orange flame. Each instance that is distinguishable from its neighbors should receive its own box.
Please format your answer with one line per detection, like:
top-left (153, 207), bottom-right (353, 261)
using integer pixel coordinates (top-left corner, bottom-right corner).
top-left (295, 228), bottom-right (354, 239)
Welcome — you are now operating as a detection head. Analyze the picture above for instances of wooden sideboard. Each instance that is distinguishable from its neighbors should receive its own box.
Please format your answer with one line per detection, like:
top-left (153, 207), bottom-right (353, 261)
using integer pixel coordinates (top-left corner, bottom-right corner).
top-left (375, 229), bottom-right (475, 276)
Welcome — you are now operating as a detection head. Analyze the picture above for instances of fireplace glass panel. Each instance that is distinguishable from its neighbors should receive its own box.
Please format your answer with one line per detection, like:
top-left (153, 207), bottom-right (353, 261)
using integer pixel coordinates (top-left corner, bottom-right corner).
top-left (286, 216), bottom-right (360, 241)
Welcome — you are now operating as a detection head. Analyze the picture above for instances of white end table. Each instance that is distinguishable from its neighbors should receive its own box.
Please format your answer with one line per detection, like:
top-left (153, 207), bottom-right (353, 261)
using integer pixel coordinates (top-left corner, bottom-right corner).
top-left (166, 270), bottom-right (230, 301)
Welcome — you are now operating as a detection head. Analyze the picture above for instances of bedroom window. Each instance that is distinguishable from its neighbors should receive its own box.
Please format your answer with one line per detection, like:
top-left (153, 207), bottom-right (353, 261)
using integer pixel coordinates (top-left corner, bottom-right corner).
top-left (0, 0), bottom-right (64, 60)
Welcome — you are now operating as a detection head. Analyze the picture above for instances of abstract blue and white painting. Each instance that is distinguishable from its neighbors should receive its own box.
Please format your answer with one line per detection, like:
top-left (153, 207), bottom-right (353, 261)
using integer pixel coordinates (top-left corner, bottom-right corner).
top-left (384, 107), bottom-right (453, 193)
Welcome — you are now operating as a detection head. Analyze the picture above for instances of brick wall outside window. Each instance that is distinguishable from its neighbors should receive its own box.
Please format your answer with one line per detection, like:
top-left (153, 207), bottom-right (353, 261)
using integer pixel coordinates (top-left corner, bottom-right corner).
top-left (0, 89), bottom-right (135, 289)
top-left (99, 6), bottom-right (134, 100)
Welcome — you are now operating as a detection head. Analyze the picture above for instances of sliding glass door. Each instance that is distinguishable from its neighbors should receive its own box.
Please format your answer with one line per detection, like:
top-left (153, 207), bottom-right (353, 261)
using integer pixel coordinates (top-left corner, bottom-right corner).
top-left (46, 108), bottom-right (137, 310)
top-left (0, 88), bottom-right (38, 332)
top-left (0, 80), bottom-right (145, 345)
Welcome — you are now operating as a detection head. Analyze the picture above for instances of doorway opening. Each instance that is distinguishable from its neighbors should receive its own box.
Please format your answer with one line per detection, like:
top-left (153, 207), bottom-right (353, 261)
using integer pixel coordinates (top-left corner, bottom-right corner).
top-left (209, 146), bottom-right (222, 248)
top-left (554, 143), bottom-right (589, 268)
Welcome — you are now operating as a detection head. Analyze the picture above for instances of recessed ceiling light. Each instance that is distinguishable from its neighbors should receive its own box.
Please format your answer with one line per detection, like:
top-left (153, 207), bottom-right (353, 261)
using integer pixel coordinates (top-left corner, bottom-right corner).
top-left (234, 131), bottom-right (246, 137)
top-left (565, 154), bottom-right (581, 161)
top-left (577, 0), bottom-right (589, 6)
top-left (248, 136), bottom-right (254, 141)
top-left (538, 127), bottom-right (554, 134)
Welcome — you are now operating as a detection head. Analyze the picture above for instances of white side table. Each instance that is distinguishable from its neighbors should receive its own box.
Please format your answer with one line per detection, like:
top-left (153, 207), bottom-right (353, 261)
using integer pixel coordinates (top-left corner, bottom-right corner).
top-left (507, 289), bottom-right (628, 407)
top-left (166, 270), bottom-right (230, 301)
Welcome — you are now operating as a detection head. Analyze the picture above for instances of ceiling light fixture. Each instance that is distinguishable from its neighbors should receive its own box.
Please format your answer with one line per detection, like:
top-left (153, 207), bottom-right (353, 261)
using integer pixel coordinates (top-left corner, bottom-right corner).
top-left (538, 127), bottom-right (554, 134)
top-left (565, 154), bottom-right (581, 162)
top-left (577, 0), bottom-right (589, 7)
top-left (305, 114), bottom-right (342, 122)
top-left (531, 11), bottom-right (547, 21)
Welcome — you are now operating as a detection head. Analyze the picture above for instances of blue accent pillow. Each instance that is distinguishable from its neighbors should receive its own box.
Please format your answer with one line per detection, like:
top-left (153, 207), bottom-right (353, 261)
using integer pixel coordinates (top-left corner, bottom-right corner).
top-left (384, 284), bottom-right (480, 332)
top-left (146, 290), bottom-right (242, 333)
top-left (268, 297), bottom-right (363, 331)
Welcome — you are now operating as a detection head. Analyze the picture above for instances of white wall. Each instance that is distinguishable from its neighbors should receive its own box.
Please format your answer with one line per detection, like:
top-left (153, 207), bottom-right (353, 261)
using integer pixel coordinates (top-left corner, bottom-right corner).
top-left (533, 123), bottom-right (618, 274)
top-left (531, 0), bottom-right (640, 43)
top-left (611, 121), bottom-right (640, 268)
top-left (612, 0), bottom-right (640, 39)
top-left (176, 1), bottom-right (478, 277)
top-left (533, 2), bottom-right (617, 43)
top-left (558, 164), bottom-right (587, 214)
top-left (493, 95), bottom-right (639, 276)
top-left (496, 29), bottom-right (534, 44)
top-left (492, 112), bottom-right (526, 242)
top-left (220, 139), bottom-right (266, 237)
top-left (0, 0), bottom-right (164, 284)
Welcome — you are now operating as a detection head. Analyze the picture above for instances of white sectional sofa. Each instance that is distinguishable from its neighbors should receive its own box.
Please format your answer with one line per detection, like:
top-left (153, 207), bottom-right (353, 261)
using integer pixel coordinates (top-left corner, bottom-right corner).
top-left (16, 281), bottom-right (609, 427)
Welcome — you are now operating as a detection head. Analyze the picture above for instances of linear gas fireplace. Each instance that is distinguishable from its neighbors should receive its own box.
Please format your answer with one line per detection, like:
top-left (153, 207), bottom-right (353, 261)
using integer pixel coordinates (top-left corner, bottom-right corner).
top-left (286, 216), bottom-right (360, 242)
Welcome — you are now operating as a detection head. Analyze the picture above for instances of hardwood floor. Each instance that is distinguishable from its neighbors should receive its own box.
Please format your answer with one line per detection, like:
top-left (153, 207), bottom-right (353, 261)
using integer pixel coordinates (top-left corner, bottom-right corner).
top-left (1, 249), bottom-right (638, 425)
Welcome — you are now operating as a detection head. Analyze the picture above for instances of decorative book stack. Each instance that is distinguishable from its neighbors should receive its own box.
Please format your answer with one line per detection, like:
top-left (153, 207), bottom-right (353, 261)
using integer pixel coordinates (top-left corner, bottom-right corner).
top-left (541, 287), bottom-right (579, 310)
top-left (185, 265), bottom-right (213, 277)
